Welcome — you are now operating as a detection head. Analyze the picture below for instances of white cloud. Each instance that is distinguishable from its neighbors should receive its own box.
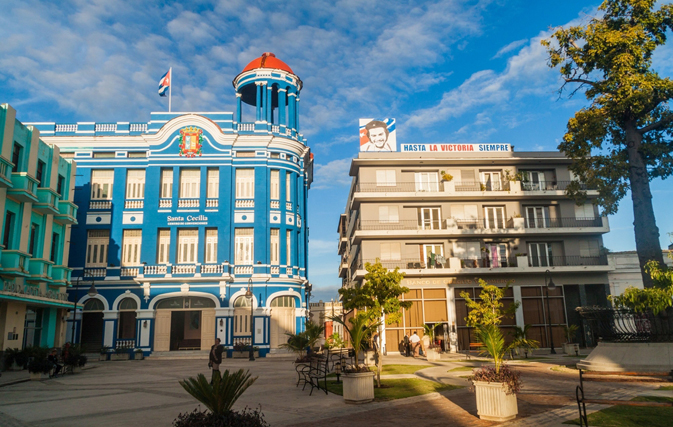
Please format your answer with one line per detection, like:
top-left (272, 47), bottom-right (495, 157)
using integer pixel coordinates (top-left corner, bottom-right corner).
top-left (492, 39), bottom-right (528, 58)
top-left (312, 158), bottom-right (353, 190)
top-left (309, 239), bottom-right (336, 255)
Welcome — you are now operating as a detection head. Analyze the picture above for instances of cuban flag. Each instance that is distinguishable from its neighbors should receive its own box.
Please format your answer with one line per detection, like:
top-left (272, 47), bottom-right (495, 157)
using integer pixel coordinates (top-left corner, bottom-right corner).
top-left (158, 69), bottom-right (171, 97)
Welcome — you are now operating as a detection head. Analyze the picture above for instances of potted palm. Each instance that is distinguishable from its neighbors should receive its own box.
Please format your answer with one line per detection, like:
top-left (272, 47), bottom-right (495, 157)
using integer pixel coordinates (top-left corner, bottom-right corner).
top-left (510, 325), bottom-right (539, 358)
top-left (332, 313), bottom-right (380, 404)
top-left (99, 346), bottom-right (110, 361)
top-left (471, 324), bottom-right (522, 422)
top-left (562, 324), bottom-right (580, 355)
top-left (111, 346), bottom-right (131, 361)
top-left (134, 349), bottom-right (145, 360)
top-left (176, 369), bottom-right (267, 426)
top-left (28, 348), bottom-right (51, 380)
top-left (423, 323), bottom-right (441, 361)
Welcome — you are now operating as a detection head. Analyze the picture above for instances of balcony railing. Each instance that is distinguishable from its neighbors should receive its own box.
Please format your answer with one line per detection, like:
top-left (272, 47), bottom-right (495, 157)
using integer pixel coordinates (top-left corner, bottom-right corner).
top-left (236, 199), bottom-right (254, 208)
top-left (527, 255), bottom-right (608, 267)
top-left (524, 217), bottom-right (603, 228)
top-left (202, 264), bottom-right (224, 274)
top-left (89, 200), bottom-right (112, 210)
top-left (124, 200), bottom-right (144, 209)
top-left (206, 199), bottom-right (218, 208)
top-left (270, 200), bottom-right (280, 209)
top-left (159, 198), bottom-right (172, 208)
top-left (144, 265), bottom-right (168, 275)
top-left (356, 182), bottom-right (444, 193)
top-left (454, 181), bottom-right (511, 192)
top-left (120, 267), bottom-right (140, 277)
top-left (522, 181), bottom-right (591, 191)
top-left (173, 265), bottom-right (196, 274)
top-left (178, 199), bottom-right (199, 208)
top-left (578, 306), bottom-right (673, 343)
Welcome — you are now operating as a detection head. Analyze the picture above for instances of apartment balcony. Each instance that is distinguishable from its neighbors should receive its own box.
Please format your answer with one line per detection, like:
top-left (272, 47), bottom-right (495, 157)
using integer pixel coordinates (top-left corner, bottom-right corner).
top-left (178, 198), bottom-right (199, 208)
top-left (351, 180), bottom-right (598, 207)
top-left (352, 216), bottom-right (608, 242)
top-left (338, 236), bottom-right (348, 255)
top-left (55, 200), bottom-right (78, 225)
top-left (89, 200), bottom-right (112, 210)
top-left (206, 198), bottom-right (219, 208)
top-left (51, 265), bottom-right (73, 285)
top-left (352, 254), bottom-right (610, 279)
top-left (235, 199), bottom-right (254, 208)
top-left (0, 156), bottom-right (13, 188)
top-left (339, 259), bottom-right (349, 278)
top-left (27, 259), bottom-right (54, 283)
top-left (0, 250), bottom-right (31, 277)
top-left (34, 188), bottom-right (60, 215)
top-left (159, 198), bottom-right (172, 208)
top-left (133, 263), bottom-right (233, 280)
top-left (8, 172), bottom-right (38, 203)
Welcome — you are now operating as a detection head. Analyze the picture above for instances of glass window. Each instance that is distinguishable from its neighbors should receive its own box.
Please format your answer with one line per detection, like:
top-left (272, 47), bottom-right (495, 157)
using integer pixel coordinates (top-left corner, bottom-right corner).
top-left (160, 168), bottom-right (173, 198)
top-left (11, 143), bottom-right (21, 172)
top-left (179, 168), bottom-right (200, 198)
top-left (50, 232), bottom-right (59, 263)
top-left (376, 170), bottom-right (396, 187)
top-left (484, 206), bottom-right (506, 229)
top-left (122, 229), bottom-right (142, 266)
top-left (580, 240), bottom-right (600, 257)
top-left (270, 296), bottom-right (295, 307)
top-left (119, 298), bottom-right (138, 310)
top-left (235, 228), bottom-right (254, 265)
top-left (207, 168), bottom-right (219, 198)
top-left (270, 170), bottom-right (280, 199)
top-left (83, 299), bottom-right (104, 311)
top-left (57, 175), bottom-right (65, 197)
top-left (36, 161), bottom-right (46, 187)
top-left (205, 228), bottom-right (218, 263)
top-left (418, 208), bottom-right (441, 230)
top-left (380, 243), bottom-right (401, 260)
top-left (415, 172), bottom-right (439, 192)
top-left (29, 223), bottom-right (39, 256)
top-left (286, 230), bottom-right (291, 265)
top-left (2, 211), bottom-right (14, 249)
top-left (91, 170), bottom-right (114, 200)
top-left (480, 171), bottom-right (502, 191)
top-left (157, 229), bottom-right (171, 264)
top-left (177, 229), bottom-right (198, 264)
top-left (125, 169), bottom-right (146, 199)
top-left (285, 172), bottom-right (291, 201)
top-left (270, 229), bottom-right (279, 265)
top-left (86, 230), bottom-right (109, 267)
top-left (236, 169), bottom-right (255, 199)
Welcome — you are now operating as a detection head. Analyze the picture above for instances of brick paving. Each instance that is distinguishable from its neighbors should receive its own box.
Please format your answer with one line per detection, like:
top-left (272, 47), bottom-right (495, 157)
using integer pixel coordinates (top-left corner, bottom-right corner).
top-left (0, 353), bottom-right (665, 426)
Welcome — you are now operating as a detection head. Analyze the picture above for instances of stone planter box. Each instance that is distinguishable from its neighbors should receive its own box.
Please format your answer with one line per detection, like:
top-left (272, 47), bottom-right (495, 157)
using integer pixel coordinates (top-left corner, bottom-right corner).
top-left (473, 381), bottom-right (518, 422)
top-left (232, 350), bottom-right (259, 359)
top-left (134, 352), bottom-right (144, 360)
top-left (342, 371), bottom-right (375, 404)
top-left (111, 353), bottom-right (130, 361)
top-left (425, 348), bottom-right (441, 361)
top-left (30, 372), bottom-right (49, 381)
top-left (99, 354), bottom-right (109, 361)
top-left (563, 343), bottom-right (580, 355)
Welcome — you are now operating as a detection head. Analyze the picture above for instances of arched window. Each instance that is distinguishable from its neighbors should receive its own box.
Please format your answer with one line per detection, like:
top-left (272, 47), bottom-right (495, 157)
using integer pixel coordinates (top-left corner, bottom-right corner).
top-left (156, 296), bottom-right (216, 310)
top-left (270, 296), bottom-right (295, 308)
top-left (119, 298), bottom-right (138, 311)
top-left (83, 299), bottom-right (104, 311)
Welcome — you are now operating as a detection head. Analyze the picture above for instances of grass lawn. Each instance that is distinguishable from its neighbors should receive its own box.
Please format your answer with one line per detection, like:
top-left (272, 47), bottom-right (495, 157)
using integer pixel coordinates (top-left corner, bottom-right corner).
top-left (448, 366), bottom-right (476, 372)
top-left (659, 385), bottom-right (673, 390)
top-left (564, 354), bottom-right (588, 358)
top-left (381, 364), bottom-right (433, 375)
top-left (563, 396), bottom-right (673, 426)
top-left (325, 378), bottom-right (461, 401)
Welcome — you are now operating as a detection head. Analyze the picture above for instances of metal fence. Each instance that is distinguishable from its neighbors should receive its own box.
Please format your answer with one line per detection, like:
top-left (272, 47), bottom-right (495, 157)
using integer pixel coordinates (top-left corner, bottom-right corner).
top-left (578, 306), bottom-right (673, 343)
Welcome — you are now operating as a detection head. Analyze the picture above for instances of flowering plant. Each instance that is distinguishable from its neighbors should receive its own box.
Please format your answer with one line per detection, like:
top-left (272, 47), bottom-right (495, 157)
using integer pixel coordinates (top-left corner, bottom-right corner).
top-left (470, 364), bottom-right (522, 395)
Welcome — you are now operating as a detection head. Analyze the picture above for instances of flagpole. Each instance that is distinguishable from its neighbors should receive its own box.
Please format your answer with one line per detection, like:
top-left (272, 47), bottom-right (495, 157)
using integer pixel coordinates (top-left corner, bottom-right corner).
top-left (169, 67), bottom-right (172, 112)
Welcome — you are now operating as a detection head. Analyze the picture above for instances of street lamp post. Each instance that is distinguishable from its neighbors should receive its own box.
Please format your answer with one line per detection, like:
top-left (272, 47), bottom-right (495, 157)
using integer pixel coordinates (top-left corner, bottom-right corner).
top-left (70, 269), bottom-right (99, 345)
top-left (544, 269), bottom-right (556, 354)
top-left (246, 278), bottom-right (255, 361)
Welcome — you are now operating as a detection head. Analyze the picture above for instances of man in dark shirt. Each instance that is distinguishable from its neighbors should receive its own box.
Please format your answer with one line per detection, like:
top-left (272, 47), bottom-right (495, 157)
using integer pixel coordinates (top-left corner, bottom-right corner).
top-left (209, 338), bottom-right (224, 384)
top-left (48, 349), bottom-right (62, 377)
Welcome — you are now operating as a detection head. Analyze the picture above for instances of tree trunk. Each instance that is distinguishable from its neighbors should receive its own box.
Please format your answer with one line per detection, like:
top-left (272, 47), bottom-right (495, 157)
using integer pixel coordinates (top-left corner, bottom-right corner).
top-left (625, 125), bottom-right (665, 288)
top-left (376, 325), bottom-right (382, 387)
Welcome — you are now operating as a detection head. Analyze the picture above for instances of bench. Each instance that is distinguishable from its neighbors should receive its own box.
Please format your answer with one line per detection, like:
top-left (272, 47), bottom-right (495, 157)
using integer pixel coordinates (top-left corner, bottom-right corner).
top-left (575, 368), bottom-right (673, 426)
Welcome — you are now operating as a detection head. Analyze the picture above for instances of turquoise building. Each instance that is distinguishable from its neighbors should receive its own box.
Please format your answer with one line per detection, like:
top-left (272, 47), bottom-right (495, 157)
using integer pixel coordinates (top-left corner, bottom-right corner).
top-left (30, 53), bottom-right (313, 356)
top-left (0, 103), bottom-right (78, 354)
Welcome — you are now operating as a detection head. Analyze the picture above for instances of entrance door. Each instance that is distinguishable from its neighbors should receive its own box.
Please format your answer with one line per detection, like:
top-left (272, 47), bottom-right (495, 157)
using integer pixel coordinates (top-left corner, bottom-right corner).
top-left (81, 313), bottom-right (104, 352)
top-left (418, 208), bottom-right (441, 230)
top-left (170, 312), bottom-right (184, 351)
top-left (170, 311), bottom-right (202, 351)
top-left (528, 243), bottom-right (552, 267)
top-left (200, 309), bottom-right (215, 350)
top-left (526, 206), bottom-right (549, 228)
top-left (524, 171), bottom-right (546, 191)
top-left (270, 296), bottom-right (296, 349)
top-left (484, 207), bottom-right (505, 229)
top-left (154, 310), bottom-right (171, 351)
top-left (480, 171), bottom-right (502, 191)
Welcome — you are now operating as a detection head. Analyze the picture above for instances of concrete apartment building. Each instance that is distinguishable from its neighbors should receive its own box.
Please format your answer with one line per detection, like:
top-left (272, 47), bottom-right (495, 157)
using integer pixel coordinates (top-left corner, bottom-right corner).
top-left (338, 148), bottom-right (612, 354)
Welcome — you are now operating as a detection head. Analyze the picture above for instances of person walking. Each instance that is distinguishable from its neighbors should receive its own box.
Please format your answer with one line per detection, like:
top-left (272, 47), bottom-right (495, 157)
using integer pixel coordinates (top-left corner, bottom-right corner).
top-left (403, 334), bottom-right (410, 357)
top-left (409, 331), bottom-right (421, 358)
top-left (209, 338), bottom-right (224, 384)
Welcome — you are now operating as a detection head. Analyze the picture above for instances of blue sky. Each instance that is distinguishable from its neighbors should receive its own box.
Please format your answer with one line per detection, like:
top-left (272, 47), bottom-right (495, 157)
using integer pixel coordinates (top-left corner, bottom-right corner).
top-left (1, 0), bottom-right (672, 302)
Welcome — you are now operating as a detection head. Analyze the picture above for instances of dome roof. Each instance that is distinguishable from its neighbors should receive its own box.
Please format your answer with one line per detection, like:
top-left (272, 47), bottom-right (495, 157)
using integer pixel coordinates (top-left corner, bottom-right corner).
top-left (241, 52), bottom-right (294, 74)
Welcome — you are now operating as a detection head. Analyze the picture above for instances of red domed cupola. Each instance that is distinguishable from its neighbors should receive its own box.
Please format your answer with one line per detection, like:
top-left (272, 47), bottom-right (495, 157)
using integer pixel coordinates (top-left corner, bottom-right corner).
top-left (241, 52), bottom-right (294, 74)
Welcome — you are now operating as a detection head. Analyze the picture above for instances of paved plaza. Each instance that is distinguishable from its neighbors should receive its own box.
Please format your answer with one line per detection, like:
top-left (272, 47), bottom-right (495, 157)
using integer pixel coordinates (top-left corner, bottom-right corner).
top-left (0, 354), bottom-right (668, 426)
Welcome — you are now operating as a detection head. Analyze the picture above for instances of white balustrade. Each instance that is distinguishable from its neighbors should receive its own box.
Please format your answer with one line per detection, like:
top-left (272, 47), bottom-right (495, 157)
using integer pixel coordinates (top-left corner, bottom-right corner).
top-left (202, 264), bottom-right (224, 274)
top-left (173, 265), bottom-right (196, 274)
top-left (159, 199), bottom-right (172, 208)
top-left (270, 200), bottom-right (279, 209)
top-left (286, 202), bottom-right (293, 211)
top-left (238, 123), bottom-right (254, 131)
top-left (121, 267), bottom-right (139, 277)
top-left (206, 199), bottom-right (219, 208)
top-left (178, 199), bottom-right (200, 208)
top-left (144, 265), bottom-right (167, 275)
top-left (87, 268), bottom-right (107, 277)
top-left (124, 200), bottom-right (144, 209)
top-left (285, 267), bottom-right (293, 275)
top-left (95, 123), bottom-right (117, 132)
top-left (130, 123), bottom-right (147, 132)
top-left (55, 124), bottom-right (77, 133)
top-left (89, 201), bottom-right (112, 210)
top-left (270, 266), bottom-right (280, 275)
top-left (272, 125), bottom-right (280, 133)
top-left (234, 266), bottom-right (253, 275)
top-left (235, 199), bottom-right (254, 208)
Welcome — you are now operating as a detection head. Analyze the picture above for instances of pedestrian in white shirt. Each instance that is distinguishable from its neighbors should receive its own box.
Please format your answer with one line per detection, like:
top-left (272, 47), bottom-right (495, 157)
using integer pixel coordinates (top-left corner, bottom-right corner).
top-left (409, 331), bottom-right (421, 358)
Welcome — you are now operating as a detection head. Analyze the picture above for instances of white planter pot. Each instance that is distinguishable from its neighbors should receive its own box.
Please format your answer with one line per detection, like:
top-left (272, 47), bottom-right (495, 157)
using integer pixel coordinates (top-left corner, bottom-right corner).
top-left (563, 343), bottom-right (579, 355)
top-left (30, 372), bottom-right (49, 381)
top-left (99, 354), bottom-right (108, 361)
top-left (512, 217), bottom-right (525, 230)
top-left (516, 256), bottom-right (529, 268)
top-left (342, 372), bottom-right (375, 404)
top-left (473, 381), bottom-right (518, 422)
top-left (426, 348), bottom-right (441, 361)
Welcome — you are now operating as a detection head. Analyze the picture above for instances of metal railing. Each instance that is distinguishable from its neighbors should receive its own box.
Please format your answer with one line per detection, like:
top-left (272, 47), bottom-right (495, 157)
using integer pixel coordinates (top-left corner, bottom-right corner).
top-left (356, 182), bottom-right (443, 193)
top-left (454, 181), bottom-right (511, 192)
top-left (578, 306), bottom-right (673, 343)
top-left (527, 255), bottom-right (608, 267)
top-left (522, 181), bottom-right (592, 191)
top-left (524, 217), bottom-right (603, 228)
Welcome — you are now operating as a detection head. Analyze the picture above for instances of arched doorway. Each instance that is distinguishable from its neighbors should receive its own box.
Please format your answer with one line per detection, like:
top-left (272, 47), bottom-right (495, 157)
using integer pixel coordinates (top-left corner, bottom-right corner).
top-left (81, 299), bottom-right (104, 352)
top-left (270, 296), bottom-right (295, 349)
top-left (154, 296), bottom-right (216, 352)
top-left (117, 298), bottom-right (137, 344)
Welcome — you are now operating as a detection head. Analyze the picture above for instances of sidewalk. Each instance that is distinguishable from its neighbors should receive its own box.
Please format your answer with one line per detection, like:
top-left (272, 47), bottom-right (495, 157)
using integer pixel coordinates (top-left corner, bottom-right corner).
top-left (0, 370), bottom-right (30, 388)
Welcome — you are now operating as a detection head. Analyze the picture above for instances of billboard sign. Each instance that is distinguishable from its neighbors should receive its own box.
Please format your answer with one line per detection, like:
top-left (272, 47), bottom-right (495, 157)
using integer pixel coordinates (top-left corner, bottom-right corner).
top-left (359, 118), bottom-right (396, 152)
top-left (400, 143), bottom-right (511, 153)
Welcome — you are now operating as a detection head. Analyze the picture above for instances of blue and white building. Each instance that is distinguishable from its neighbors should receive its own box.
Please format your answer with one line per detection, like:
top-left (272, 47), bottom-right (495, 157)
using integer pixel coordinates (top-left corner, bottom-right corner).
top-left (30, 53), bottom-right (313, 356)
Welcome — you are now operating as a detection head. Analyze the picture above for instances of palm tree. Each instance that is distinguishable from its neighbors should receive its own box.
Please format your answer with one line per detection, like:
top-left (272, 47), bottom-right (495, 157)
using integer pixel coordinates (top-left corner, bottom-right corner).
top-left (475, 324), bottom-right (507, 374)
top-left (304, 320), bottom-right (325, 350)
top-left (179, 369), bottom-right (257, 416)
top-left (423, 323), bottom-right (436, 344)
top-left (279, 332), bottom-right (310, 361)
top-left (510, 325), bottom-right (540, 358)
top-left (331, 312), bottom-right (380, 372)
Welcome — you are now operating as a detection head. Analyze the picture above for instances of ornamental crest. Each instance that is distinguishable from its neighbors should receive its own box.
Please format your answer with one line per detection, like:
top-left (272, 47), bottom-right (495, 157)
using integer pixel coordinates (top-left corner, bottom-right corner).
top-left (179, 126), bottom-right (203, 157)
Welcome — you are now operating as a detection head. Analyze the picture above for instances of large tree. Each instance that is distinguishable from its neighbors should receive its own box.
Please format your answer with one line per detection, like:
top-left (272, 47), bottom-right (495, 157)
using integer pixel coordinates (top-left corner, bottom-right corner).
top-left (338, 260), bottom-right (411, 386)
top-left (542, 0), bottom-right (673, 288)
